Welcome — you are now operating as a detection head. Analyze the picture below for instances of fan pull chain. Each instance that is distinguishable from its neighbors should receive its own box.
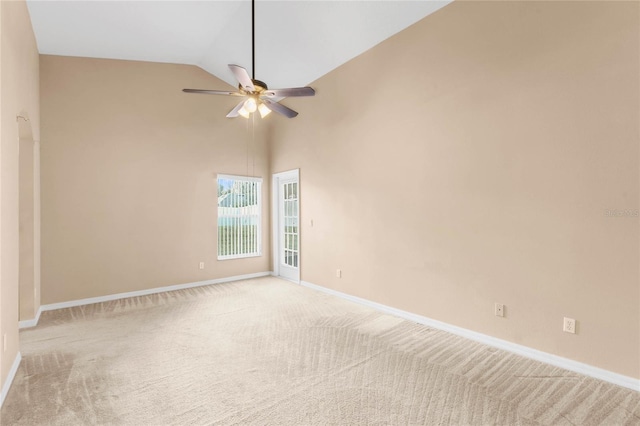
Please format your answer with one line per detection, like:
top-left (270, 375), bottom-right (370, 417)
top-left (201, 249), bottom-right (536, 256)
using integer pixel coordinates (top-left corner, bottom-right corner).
top-left (246, 114), bottom-right (250, 177)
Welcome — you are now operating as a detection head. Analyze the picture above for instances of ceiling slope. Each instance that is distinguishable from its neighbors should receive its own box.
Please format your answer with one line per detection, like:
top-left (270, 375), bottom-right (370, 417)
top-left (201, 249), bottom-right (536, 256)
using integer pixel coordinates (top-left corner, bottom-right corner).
top-left (27, 0), bottom-right (451, 88)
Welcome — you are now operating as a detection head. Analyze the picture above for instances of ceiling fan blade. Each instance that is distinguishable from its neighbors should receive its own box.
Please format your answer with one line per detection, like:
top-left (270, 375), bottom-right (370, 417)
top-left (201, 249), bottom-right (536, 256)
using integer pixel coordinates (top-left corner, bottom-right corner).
top-left (262, 99), bottom-right (298, 118)
top-left (262, 87), bottom-right (315, 98)
top-left (183, 89), bottom-right (242, 96)
top-left (228, 64), bottom-right (255, 92)
top-left (226, 100), bottom-right (247, 118)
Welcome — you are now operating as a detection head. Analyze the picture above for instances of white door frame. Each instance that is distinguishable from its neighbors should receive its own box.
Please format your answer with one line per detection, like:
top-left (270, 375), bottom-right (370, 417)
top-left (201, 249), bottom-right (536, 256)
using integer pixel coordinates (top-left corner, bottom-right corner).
top-left (272, 169), bottom-right (300, 282)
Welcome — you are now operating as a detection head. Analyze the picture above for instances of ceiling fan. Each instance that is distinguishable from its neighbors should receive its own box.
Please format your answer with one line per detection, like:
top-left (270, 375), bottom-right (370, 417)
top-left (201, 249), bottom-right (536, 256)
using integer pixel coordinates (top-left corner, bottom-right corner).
top-left (182, 0), bottom-right (315, 119)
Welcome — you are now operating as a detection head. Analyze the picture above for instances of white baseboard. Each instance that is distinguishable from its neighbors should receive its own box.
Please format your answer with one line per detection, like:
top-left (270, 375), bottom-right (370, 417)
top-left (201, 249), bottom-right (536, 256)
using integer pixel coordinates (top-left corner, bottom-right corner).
top-left (0, 352), bottom-right (22, 408)
top-left (20, 272), bottom-right (272, 328)
top-left (300, 280), bottom-right (640, 392)
top-left (19, 306), bottom-right (43, 329)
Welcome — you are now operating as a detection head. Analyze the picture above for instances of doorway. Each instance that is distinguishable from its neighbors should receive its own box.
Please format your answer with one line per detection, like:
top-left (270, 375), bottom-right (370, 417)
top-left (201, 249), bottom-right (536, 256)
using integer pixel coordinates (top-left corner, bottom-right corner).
top-left (272, 169), bottom-right (300, 283)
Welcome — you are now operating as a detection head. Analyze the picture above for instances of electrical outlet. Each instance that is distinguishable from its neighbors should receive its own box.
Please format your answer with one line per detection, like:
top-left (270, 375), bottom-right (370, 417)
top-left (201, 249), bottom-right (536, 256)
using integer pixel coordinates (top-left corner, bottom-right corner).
top-left (3, 334), bottom-right (6, 352)
top-left (563, 317), bottom-right (576, 334)
top-left (495, 303), bottom-right (505, 317)
top-left (199, 262), bottom-right (205, 270)
top-left (336, 269), bottom-right (342, 278)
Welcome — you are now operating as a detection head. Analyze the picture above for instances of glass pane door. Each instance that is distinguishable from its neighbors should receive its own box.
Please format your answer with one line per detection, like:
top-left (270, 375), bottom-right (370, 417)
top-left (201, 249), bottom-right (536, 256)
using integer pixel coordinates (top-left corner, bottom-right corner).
top-left (282, 181), bottom-right (299, 269)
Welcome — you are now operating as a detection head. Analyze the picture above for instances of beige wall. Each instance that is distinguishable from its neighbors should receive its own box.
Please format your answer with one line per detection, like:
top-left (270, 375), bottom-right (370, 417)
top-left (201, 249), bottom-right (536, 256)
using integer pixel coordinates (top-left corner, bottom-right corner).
top-left (19, 134), bottom-right (35, 321)
top-left (40, 55), bottom-right (270, 305)
top-left (1, 0), bottom-right (40, 388)
top-left (18, 102), bottom-right (38, 323)
top-left (270, 1), bottom-right (639, 378)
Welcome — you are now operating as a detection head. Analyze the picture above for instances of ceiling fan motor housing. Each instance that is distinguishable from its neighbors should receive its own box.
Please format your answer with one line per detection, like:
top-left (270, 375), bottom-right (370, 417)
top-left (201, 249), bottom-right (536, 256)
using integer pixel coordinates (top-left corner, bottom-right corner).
top-left (241, 79), bottom-right (268, 94)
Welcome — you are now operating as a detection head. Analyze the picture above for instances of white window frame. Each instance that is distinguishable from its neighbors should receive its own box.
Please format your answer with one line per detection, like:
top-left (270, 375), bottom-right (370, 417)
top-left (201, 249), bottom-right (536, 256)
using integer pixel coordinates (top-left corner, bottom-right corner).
top-left (217, 174), bottom-right (262, 260)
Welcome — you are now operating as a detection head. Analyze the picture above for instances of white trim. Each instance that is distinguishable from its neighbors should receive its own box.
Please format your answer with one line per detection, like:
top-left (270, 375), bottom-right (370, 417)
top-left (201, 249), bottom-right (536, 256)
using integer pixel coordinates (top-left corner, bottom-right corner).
top-left (271, 174), bottom-right (279, 278)
top-left (300, 280), bottom-right (640, 392)
top-left (27, 272), bottom-right (271, 321)
top-left (18, 306), bottom-right (43, 329)
top-left (217, 252), bottom-right (262, 261)
top-left (272, 169), bottom-right (300, 283)
top-left (217, 173), bottom-right (262, 183)
top-left (277, 276), bottom-right (302, 285)
top-left (1, 352), bottom-right (22, 408)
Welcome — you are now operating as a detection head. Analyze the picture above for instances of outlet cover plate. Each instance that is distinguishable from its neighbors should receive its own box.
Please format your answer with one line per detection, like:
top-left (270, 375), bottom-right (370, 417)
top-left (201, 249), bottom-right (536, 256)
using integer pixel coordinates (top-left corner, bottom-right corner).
top-left (563, 317), bottom-right (576, 334)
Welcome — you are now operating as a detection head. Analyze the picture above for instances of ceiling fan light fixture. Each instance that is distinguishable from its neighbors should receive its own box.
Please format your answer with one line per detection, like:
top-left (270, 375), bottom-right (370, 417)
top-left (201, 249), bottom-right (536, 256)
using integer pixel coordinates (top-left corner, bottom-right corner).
top-left (238, 106), bottom-right (250, 118)
top-left (258, 103), bottom-right (271, 118)
top-left (244, 97), bottom-right (258, 113)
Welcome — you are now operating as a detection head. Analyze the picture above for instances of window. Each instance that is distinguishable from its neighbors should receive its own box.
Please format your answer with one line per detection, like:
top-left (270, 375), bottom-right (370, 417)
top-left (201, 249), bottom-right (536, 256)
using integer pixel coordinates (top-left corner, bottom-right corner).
top-left (217, 174), bottom-right (262, 259)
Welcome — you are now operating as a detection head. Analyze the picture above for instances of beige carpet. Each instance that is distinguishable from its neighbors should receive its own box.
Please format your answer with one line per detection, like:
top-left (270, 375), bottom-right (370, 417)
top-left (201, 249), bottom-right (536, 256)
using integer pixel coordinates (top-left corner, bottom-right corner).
top-left (2, 277), bottom-right (639, 425)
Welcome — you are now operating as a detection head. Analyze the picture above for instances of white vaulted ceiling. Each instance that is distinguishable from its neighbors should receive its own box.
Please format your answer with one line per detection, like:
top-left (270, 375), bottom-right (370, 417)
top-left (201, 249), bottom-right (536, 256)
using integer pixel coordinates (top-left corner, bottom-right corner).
top-left (27, 0), bottom-right (451, 89)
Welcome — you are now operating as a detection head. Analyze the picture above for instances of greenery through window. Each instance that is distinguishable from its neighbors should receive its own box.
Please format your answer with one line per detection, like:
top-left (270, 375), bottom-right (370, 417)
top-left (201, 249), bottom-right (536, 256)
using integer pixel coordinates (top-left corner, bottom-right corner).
top-left (217, 174), bottom-right (262, 259)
